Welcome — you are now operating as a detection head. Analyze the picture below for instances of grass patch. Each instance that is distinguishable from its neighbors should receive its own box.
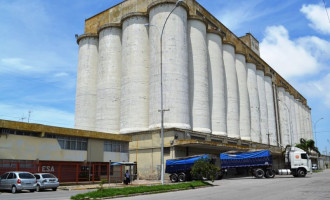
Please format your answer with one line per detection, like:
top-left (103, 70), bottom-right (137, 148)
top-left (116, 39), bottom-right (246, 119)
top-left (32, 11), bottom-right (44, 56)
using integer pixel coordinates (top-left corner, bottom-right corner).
top-left (312, 169), bottom-right (323, 173)
top-left (70, 181), bottom-right (212, 200)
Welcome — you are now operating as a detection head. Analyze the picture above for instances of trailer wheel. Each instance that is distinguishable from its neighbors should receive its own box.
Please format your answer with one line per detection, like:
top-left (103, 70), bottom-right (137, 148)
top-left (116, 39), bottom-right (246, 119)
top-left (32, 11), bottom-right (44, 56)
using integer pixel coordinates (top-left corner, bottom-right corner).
top-left (178, 173), bottom-right (186, 182)
top-left (254, 168), bottom-right (265, 178)
top-left (170, 174), bottom-right (178, 182)
top-left (265, 169), bottom-right (275, 178)
top-left (297, 169), bottom-right (306, 177)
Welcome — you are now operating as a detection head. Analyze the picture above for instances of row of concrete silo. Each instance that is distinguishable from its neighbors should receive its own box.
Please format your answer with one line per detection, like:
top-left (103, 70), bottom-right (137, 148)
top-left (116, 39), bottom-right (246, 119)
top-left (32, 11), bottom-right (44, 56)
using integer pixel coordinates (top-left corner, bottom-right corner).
top-left (75, 1), bottom-right (313, 146)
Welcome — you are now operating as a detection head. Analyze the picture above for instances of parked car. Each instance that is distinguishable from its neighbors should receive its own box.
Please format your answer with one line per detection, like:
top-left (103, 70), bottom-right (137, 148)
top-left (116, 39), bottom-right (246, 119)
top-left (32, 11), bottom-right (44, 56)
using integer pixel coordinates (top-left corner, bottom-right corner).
top-left (0, 171), bottom-right (37, 193)
top-left (312, 164), bottom-right (318, 170)
top-left (34, 173), bottom-right (59, 192)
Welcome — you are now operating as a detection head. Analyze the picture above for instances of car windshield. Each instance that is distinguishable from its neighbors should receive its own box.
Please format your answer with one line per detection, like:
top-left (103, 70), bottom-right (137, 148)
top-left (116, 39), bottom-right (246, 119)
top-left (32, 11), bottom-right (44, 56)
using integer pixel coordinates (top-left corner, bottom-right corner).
top-left (19, 173), bottom-right (35, 179)
top-left (42, 174), bottom-right (56, 178)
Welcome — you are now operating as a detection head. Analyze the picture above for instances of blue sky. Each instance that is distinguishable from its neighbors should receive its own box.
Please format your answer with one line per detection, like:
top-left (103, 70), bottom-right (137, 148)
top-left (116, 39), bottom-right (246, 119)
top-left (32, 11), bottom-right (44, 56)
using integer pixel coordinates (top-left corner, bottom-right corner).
top-left (0, 0), bottom-right (329, 153)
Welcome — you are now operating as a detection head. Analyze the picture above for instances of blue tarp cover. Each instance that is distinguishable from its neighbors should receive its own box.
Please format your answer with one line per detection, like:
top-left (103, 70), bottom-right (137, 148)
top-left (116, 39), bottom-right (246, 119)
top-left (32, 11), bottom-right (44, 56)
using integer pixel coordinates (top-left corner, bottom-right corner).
top-left (165, 155), bottom-right (209, 173)
top-left (166, 155), bottom-right (209, 166)
top-left (220, 150), bottom-right (272, 168)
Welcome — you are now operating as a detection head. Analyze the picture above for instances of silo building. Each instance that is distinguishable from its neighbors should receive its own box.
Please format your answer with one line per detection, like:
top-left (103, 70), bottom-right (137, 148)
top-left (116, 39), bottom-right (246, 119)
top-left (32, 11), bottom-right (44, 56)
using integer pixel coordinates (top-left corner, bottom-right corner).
top-left (75, 0), bottom-right (314, 179)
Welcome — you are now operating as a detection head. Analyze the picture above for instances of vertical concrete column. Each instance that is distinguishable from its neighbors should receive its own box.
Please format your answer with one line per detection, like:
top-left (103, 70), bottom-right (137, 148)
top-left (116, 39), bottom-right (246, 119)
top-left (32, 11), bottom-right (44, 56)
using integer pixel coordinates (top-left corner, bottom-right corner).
top-left (284, 91), bottom-right (292, 145)
top-left (289, 94), bottom-right (297, 145)
top-left (223, 44), bottom-right (240, 139)
top-left (148, 3), bottom-right (190, 130)
top-left (247, 63), bottom-right (261, 143)
top-left (188, 18), bottom-right (210, 133)
top-left (120, 15), bottom-right (149, 134)
top-left (75, 35), bottom-right (98, 131)
top-left (207, 31), bottom-right (227, 136)
top-left (304, 106), bottom-right (311, 139)
top-left (264, 76), bottom-right (276, 146)
top-left (235, 54), bottom-right (251, 141)
top-left (277, 87), bottom-right (289, 146)
top-left (95, 25), bottom-right (122, 133)
top-left (294, 99), bottom-right (301, 143)
top-left (308, 109), bottom-right (313, 140)
top-left (298, 101), bottom-right (306, 140)
top-left (257, 70), bottom-right (268, 144)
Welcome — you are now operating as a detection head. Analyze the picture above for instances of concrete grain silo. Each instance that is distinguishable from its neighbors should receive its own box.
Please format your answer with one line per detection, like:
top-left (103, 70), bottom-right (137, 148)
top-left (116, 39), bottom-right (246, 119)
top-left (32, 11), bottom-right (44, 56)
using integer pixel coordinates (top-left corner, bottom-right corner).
top-left (223, 44), bottom-right (240, 139)
top-left (148, 2), bottom-right (190, 130)
top-left (75, 35), bottom-right (98, 131)
top-left (247, 63), bottom-right (261, 143)
top-left (188, 17), bottom-right (211, 133)
top-left (294, 99), bottom-right (301, 143)
top-left (120, 15), bottom-right (150, 134)
top-left (277, 87), bottom-right (289, 146)
top-left (73, 1), bottom-right (316, 179)
top-left (207, 31), bottom-right (227, 136)
top-left (256, 70), bottom-right (268, 144)
top-left (235, 54), bottom-right (251, 141)
top-left (264, 76), bottom-right (276, 146)
top-left (95, 26), bottom-right (122, 133)
top-left (289, 94), bottom-right (297, 145)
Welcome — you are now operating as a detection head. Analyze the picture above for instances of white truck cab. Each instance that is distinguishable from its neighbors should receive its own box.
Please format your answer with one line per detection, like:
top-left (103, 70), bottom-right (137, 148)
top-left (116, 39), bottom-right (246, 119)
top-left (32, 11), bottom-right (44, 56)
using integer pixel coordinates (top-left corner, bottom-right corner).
top-left (286, 147), bottom-right (311, 177)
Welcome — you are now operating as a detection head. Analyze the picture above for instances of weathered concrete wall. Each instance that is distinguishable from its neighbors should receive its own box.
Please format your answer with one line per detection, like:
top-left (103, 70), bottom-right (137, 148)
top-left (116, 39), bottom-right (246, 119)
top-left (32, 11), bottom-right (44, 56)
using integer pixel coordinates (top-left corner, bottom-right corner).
top-left (223, 44), bottom-right (240, 139)
top-left (188, 18), bottom-right (210, 133)
top-left (235, 53), bottom-right (251, 141)
top-left (121, 15), bottom-right (150, 133)
top-left (264, 76), bottom-right (277, 146)
top-left (207, 32), bottom-right (227, 136)
top-left (75, 36), bottom-right (98, 131)
top-left (257, 70), bottom-right (268, 144)
top-left (0, 134), bottom-right (87, 161)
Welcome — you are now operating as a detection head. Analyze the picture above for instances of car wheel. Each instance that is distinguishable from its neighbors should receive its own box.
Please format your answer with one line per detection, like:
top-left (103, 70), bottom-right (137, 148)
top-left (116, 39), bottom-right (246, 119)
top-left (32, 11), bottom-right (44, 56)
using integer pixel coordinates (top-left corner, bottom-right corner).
top-left (52, 187), bottom-right (57, 191)
top-left (11, 186), bottom-right (17, 194)
top-left (36, 185), bottom-right (40, 192)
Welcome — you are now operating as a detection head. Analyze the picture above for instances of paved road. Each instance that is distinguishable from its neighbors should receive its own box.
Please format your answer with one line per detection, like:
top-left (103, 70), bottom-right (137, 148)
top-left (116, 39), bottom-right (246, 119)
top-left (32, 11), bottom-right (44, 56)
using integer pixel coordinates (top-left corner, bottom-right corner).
top-left (0, 189), bottom-right (95, 200)
top-left (120, 170), bottom-right (330, 200)
top-left (1, 170), bottom-right (329, 200)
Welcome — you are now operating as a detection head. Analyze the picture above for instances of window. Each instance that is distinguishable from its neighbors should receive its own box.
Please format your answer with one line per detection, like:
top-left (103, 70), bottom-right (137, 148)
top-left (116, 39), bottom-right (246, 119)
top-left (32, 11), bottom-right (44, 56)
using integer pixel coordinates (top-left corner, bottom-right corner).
top-left (0, 128), bottom-right (40, 137)
top-left (164, 147), bottom-right (170, 155)
top-left (45, 134), bottom-right (88, 151)
top-left (1, 173), bottom-right (9, 179)
top-left (7, 173), bottom-right (14, 179)
top-left (104, 140), bottom-right (128, 153)
top-left (301, 153), bottom-right (308, 159)
top-left (34, 175), bottom-right (40, 179)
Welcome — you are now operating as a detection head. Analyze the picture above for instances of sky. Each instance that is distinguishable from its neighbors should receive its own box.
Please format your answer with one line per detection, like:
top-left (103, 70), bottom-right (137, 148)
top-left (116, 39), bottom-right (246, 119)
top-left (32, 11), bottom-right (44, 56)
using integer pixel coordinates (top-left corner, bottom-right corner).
top-left (0, 0), bottom-right (329, 153)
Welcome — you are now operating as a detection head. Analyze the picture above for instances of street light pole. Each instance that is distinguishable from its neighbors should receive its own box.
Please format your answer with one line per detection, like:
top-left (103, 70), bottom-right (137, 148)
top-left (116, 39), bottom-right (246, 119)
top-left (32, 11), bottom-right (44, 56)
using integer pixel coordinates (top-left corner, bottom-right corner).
top-left (278, 99), bottom-right (293, 146)
top-left (314, 117), bottom-right (324, 148)
top-left (146, 0), bottom-right (183, 185)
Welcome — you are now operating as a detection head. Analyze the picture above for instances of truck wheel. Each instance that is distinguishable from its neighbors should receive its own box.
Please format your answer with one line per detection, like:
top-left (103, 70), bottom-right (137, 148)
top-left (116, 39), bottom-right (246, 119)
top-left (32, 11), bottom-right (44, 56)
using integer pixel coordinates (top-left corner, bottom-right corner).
top-left (265, 170), bottom-right (275, 178)
top-left (254, 168), bottom-right (265, 178)
top-left (178, 173), bottom-right (186, 182)
top-left (170, 174), bottom-right (178, 182)
top-left (297, 169), bottom-right (306, 177)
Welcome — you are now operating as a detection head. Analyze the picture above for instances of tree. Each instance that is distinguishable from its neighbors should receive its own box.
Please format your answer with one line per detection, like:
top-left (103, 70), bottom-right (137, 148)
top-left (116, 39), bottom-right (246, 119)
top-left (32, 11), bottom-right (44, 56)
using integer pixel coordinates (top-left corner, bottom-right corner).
top-left (191, 157), bottom-right (219, 182)
top-left (295, 138), bottom-right (320, 156)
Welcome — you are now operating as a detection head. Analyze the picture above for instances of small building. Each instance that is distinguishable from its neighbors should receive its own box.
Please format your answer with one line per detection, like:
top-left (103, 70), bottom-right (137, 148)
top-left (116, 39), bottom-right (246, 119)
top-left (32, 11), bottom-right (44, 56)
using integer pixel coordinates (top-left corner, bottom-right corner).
top-left (0, 119), bottom-right (131, 183)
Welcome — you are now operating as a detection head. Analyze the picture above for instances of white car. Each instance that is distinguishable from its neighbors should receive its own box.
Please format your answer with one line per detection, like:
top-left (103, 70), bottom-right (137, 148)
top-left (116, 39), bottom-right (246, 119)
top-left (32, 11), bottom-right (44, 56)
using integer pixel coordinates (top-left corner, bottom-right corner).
top-left (312, 164), bottom-right (318, 170)
top-left (34, 173), bottom-right (59, 192)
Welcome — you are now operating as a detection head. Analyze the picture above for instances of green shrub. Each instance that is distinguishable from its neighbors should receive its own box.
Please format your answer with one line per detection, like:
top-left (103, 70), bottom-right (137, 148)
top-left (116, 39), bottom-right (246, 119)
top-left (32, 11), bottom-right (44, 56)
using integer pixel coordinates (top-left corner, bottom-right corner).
top-left (191, 158), bottom-right (220, 182)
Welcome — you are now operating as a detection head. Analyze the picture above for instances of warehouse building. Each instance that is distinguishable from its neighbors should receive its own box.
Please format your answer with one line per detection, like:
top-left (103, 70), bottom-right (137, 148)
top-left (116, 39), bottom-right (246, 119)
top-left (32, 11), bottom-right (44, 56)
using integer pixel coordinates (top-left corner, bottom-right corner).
top-left (74, 0), bottom-right (314, 179)
top-left (0, 119), bottom-right (132, 183)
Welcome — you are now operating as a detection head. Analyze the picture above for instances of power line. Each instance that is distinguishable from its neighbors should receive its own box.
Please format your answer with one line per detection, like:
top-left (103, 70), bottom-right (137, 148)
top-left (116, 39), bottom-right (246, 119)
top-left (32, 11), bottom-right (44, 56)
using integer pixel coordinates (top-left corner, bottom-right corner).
top-left (323, 0), bottom-right (330, 23)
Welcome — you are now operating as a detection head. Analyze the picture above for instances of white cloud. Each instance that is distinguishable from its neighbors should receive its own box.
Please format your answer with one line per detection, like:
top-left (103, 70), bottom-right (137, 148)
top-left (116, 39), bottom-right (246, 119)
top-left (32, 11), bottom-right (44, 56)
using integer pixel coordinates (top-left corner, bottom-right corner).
top-left (301, 3), bottom-right (330, 35)
top-left (54, 72), bottom-right (69, 77)
top-left (260, 25), bottom-right (324, 79)
top-left (296, 74), bottom-right (330, 108)
top-left (0, 103), bottom-right (74, 128)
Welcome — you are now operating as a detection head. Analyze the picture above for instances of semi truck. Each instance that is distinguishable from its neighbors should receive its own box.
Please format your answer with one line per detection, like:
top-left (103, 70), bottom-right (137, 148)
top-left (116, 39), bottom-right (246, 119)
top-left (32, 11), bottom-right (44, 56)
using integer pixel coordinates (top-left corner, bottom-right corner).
top-left (165, 147), bottom-right (311, 182)
top-left (220, 147), bottom-right (311, 178)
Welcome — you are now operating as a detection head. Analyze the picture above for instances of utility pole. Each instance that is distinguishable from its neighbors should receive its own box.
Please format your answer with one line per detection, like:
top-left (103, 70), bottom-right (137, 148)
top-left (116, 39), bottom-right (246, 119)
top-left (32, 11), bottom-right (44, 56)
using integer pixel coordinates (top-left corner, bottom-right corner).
top-left (28, 110), bottom-right (32, 123)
